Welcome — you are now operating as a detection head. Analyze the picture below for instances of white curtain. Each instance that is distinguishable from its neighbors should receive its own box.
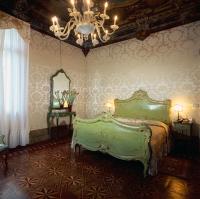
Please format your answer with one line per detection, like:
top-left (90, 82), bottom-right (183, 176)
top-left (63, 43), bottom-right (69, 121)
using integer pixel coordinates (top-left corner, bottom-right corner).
top-left (0, 28), bottom-right (29, 148)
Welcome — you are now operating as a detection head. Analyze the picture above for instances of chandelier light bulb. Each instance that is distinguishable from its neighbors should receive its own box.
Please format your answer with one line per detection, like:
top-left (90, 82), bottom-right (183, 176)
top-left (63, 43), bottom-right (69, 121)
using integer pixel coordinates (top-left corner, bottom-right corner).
top-left (104, 2), bottom-right (108, 15)
top-left (76, 34), bottom-right (83, 46)
top-left (54, 25), bottom-right (58, 32)
top-left (105, 2), bottom-right (108, 8)
top-left (111, 16), bottom-right (119, 31)
top-left (71, 0), bottom-right (76, 11)
top-left (92, 33), bottom-right (99, 46)
top-left (114, 15), bottom-right (118, 25)
top-left (87, 0), bottom-right (90, 11)
top-left (71, 0), bottom-right (75, 6)
top-left (52, 16), bottom-right (58, 24)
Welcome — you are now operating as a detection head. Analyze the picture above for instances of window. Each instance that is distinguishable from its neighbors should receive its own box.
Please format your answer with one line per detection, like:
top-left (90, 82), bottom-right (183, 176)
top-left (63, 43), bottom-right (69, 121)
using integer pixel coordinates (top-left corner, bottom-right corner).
top-left (0, 28), bottom-right (29, 147)
top-left (1, 29), bottom-right (27, 113)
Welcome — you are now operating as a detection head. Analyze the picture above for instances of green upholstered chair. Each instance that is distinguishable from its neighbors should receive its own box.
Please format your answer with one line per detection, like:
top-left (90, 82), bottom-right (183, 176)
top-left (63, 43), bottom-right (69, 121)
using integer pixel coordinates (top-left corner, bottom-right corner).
top-left (0, 135), bottom-right (8, 169)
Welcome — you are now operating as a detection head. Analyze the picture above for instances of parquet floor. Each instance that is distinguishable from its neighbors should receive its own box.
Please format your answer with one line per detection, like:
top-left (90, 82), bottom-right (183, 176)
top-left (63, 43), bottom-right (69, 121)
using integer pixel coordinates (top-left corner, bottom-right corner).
top-left (0, 138), bottom-right (200, 199)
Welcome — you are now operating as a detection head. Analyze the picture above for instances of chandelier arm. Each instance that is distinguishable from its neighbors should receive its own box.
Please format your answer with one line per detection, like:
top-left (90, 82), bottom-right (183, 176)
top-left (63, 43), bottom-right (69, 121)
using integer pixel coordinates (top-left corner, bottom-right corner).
top-left (95, 20), bottom-right (114, 36)
top-left (98, 21), bottom-right (116, 36)
top-left (73, 13), bottom-right (80, 22)
top-left (63, 19), bottom-right (75, 34)
top-left (58, 36), bottom-right (69, 41)
top-left (57, 22), bottom-right (76, 40)
top-left (94, 23), bottom-right (107, 43)
top-left (96, 15), bottom-right (106, 25)
top-left (69, 8), bottom-right (81, 22)
top-left (57, 23), bottom-right (75, 40)
top-left (95, 21), bottom-right (104, 31)
top-left (94, 24), bottom-right (112, 43)
top-left (58, 19), bottom-right (76, 39)
top-left (76, 13), bottom-right (83, 24)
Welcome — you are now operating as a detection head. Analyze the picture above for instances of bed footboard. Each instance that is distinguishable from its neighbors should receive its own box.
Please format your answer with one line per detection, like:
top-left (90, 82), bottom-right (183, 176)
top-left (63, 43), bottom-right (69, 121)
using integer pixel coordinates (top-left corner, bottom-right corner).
top-left (71, 113), bottom-right (152, 176)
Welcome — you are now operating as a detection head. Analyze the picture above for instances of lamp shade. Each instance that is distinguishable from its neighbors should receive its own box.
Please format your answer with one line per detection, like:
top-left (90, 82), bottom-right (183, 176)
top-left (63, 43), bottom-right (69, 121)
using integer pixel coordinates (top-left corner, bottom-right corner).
top-left (174, 104), bottom-right (183, 112)
top-left (106, 103), bottom-right (112, 108)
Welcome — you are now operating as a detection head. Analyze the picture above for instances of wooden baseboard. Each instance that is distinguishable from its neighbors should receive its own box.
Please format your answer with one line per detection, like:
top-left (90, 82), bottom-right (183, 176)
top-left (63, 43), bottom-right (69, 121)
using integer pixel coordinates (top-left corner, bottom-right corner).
top-left (29, 128), bottom-right (50, 144)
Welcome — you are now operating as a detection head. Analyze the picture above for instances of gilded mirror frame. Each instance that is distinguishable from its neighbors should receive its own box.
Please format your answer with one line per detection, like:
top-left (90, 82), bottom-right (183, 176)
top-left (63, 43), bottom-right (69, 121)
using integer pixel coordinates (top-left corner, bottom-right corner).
top-left (49, 69), bottom-right (71, 111)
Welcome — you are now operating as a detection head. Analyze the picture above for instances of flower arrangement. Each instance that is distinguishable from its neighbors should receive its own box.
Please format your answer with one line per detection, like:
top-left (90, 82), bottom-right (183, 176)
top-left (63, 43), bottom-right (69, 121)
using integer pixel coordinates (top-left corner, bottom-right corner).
top-left (54, 89), bottom-right (79, 109)
top-left (62, 89), bottom-right (79, 106)
top-left (54, 90), bottom-right (64, 107)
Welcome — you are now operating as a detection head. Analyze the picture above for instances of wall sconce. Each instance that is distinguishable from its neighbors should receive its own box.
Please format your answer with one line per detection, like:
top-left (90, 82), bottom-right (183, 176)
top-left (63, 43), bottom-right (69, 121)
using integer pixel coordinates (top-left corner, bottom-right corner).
top-left (174, 104), bottom-right (183, 121)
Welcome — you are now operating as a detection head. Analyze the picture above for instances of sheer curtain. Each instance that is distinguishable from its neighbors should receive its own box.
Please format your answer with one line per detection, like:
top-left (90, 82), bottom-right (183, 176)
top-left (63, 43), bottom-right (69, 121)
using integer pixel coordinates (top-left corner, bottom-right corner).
top-left (0, 28), bottom-right (29, 148)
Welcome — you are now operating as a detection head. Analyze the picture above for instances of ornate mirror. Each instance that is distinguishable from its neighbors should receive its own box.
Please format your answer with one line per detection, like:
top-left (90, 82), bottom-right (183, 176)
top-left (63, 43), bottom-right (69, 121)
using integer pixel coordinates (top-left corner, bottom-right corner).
top-left (50, 69), bottom-right (71, 110)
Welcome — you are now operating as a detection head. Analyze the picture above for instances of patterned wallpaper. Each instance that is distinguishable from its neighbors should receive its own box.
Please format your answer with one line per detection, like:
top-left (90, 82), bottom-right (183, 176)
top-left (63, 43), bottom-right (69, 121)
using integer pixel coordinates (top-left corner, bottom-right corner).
top-left (29, 21), bottom-right (200, 136)
top-left (86, 21), bottom-right (200, 135)
top-left (29, 30), bottom-right (86, 130)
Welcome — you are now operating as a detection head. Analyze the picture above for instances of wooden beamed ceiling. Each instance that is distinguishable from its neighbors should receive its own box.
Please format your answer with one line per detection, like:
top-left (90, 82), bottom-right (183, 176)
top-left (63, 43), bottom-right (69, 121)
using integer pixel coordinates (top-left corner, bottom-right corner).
top-left (0, 0), bottom-right (200, 55)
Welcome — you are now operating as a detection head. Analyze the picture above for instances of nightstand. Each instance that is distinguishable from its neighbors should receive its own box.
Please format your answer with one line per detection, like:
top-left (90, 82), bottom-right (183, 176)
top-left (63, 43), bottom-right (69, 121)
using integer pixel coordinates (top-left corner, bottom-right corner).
top-left (172, 121), bottom-right (193, 155)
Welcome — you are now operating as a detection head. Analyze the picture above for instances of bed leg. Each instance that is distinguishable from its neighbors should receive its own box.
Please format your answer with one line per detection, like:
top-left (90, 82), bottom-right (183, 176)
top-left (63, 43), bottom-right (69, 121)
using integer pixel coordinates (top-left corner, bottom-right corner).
top-left (75, 144), bottom-right (81, 155)
top-left (143, 160), bottom-right (149, 178)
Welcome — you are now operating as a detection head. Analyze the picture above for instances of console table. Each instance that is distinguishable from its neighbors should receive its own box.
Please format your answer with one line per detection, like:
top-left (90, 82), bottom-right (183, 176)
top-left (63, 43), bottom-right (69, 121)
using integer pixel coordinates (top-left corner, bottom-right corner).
top-left (47, 109), bottom-right (76, 138)
top-left (47, 69), bottom-right (78, 138)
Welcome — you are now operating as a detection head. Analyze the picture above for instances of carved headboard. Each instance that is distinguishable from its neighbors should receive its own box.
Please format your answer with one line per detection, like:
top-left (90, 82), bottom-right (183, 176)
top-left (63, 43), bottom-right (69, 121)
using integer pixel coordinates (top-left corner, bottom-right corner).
top-left (114, 90), bottom-right (171, 125)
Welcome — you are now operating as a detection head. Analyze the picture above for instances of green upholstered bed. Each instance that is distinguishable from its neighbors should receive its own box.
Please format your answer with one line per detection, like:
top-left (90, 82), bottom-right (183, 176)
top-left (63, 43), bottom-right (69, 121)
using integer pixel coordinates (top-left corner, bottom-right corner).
top-left (71, 90), bottom-right (171, 176)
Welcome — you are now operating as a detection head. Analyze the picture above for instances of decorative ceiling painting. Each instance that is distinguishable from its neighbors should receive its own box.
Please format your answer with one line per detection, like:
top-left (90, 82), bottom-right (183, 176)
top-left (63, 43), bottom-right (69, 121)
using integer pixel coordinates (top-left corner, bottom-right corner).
top-left (0, 0), bottom-right (200, 55)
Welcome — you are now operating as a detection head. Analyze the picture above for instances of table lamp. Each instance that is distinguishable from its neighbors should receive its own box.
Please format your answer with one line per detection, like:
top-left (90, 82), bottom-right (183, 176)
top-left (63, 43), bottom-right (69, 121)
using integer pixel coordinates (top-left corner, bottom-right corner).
top-left (174, 104), bottom-right (183, 121)
top-left (106, 102), bottom-right (112, 113)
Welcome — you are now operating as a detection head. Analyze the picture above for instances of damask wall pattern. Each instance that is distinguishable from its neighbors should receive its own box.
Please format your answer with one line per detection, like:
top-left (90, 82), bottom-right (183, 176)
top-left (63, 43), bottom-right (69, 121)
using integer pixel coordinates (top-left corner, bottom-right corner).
top-left (29, 30), bottom-right (86, 130)
top-left (86, 21), bottom-right (200, 136)
top-left (29, 21), bottom-right (200, 136)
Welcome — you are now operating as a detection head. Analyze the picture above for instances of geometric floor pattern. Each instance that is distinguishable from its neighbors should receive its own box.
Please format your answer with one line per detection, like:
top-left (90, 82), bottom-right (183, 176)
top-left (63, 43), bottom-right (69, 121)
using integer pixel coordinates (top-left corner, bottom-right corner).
top-left (0, 138), bottom-right (200, 199)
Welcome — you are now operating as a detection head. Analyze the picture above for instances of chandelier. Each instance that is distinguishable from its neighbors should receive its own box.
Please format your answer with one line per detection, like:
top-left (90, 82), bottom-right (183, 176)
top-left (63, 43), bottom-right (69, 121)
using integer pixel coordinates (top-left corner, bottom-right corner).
top-left (50, 0), bottom-right (119, 47)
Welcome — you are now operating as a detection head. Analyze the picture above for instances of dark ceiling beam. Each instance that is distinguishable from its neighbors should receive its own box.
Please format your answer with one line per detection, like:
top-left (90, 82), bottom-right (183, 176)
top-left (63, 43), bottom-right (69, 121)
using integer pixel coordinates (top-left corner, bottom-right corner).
top-left (0, 0), bottom-right (200, 55)
top-left (91, 13), bottom-right (200, 49)
top-left (82, 48), bottom-right (90, 56)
